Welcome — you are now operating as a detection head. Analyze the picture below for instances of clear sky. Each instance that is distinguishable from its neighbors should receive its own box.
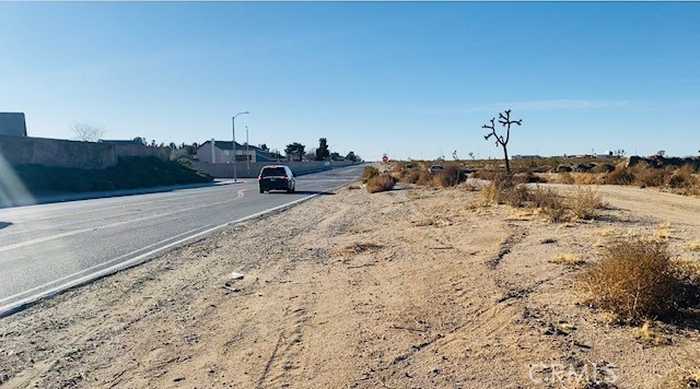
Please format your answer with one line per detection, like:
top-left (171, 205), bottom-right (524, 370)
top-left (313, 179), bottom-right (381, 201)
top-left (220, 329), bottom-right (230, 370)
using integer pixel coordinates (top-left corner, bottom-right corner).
top-left (1, 2), bottom-right (699, 160)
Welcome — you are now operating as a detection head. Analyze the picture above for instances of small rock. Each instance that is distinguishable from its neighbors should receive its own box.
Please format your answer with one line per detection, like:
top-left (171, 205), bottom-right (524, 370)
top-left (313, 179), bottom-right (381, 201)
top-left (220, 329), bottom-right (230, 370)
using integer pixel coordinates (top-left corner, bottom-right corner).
top-left (173, 376), bottom-right (185, 382)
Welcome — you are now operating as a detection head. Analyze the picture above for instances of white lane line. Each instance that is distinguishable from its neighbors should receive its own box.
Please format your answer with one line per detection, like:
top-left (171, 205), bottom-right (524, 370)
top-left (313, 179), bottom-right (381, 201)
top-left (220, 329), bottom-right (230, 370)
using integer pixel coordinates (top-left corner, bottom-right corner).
top-left (0, 224), bottom-right (213, 305)
top-left (0, 189), bottom-right (329, 318)
top-left (0, 189), bottom-right (247, 255)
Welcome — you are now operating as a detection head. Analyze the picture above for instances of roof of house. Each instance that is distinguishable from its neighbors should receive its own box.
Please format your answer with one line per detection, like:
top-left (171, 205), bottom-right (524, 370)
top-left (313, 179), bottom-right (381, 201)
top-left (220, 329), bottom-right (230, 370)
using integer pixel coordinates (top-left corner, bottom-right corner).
top-left (203, 140), bottom-right (268, 152)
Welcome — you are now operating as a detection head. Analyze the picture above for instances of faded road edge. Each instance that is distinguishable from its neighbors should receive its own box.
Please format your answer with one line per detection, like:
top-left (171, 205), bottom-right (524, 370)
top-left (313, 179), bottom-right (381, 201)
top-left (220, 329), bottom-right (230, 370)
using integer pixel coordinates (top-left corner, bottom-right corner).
top-left (0, 183), bottom-right (351, 319)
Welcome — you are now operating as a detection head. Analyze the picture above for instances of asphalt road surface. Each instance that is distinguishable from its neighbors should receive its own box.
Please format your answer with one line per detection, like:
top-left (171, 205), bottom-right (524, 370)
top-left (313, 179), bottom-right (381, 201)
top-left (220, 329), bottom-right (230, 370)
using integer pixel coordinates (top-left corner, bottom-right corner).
top-left (0, 164), bottom-right (366, 315)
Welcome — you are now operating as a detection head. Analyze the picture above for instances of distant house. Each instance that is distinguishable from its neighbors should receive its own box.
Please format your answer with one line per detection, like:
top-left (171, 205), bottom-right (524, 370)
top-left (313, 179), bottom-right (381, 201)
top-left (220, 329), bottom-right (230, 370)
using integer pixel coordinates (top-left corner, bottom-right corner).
top-left (512, 155), bottom-right (542, 160)
top-left (197, 140), bottom-right (280, 163)
top-left (0, 112), bottom-right (28, 137)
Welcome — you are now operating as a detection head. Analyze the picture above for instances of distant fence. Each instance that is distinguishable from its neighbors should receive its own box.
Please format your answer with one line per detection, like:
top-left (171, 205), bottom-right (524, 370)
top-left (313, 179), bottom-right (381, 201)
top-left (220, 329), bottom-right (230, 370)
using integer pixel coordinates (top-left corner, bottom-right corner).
top-left (0, 135), bottom-right (170, 169)
top-left (192, 160), bottom-right (359, 178)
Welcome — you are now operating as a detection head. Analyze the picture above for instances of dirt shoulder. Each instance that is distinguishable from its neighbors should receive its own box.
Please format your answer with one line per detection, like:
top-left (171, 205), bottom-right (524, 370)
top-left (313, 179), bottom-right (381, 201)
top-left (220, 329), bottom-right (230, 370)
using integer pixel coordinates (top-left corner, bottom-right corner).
top-left (1, 184), bottom-right (698, 388)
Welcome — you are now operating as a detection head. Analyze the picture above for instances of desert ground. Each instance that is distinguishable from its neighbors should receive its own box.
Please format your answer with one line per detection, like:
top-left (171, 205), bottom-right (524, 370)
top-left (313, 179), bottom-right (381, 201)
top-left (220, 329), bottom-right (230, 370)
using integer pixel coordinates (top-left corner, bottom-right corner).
top-left (1, 180), bottom-right (699, 388)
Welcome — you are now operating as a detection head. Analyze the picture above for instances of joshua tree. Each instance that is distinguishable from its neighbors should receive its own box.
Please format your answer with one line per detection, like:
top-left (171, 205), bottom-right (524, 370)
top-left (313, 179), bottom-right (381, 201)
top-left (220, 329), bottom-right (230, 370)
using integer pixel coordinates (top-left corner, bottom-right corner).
top-left (482, 109), bottom-right (522, 174)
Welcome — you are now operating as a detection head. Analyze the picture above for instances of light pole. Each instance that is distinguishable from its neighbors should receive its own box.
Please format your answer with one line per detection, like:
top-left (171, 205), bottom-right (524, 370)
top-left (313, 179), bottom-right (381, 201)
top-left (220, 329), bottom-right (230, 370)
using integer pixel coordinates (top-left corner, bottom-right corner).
top-left (232, 111), bottom-right (250, 182)
top-left (245, 125), bottom-right (250, 171)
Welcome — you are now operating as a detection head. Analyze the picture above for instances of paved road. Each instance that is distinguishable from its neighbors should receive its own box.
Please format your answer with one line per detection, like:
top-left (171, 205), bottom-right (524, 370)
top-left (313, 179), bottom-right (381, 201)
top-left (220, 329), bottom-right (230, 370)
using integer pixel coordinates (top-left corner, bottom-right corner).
top-left (0, 164), bottom-right (365, 315)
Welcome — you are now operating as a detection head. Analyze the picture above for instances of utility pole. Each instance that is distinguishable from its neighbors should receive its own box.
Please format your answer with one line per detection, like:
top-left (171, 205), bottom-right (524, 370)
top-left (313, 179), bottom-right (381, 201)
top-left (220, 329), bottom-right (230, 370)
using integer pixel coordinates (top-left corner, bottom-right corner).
top-left (232, 111), bottom-right (250, 182)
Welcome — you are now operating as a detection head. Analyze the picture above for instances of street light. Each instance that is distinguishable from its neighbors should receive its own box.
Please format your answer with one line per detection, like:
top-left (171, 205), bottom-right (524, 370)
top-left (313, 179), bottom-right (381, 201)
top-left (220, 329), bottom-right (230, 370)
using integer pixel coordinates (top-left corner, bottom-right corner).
top-left (245, 125), bottom-right (251, 171)
top-left (232, 111), bottom-right (250, 182)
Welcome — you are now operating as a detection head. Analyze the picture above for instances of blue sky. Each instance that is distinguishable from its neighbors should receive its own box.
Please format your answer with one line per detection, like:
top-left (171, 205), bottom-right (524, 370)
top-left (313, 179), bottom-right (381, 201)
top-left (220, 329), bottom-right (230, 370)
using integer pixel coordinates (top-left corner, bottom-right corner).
top-left (1, 2), bottom-right (699, 160)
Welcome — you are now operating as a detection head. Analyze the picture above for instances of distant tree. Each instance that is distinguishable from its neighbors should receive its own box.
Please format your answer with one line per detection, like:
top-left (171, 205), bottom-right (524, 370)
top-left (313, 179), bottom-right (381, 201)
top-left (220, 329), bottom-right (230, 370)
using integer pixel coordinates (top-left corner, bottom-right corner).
top-left (468, 152), bottom-right (475, 160)
top-left (168, 142), bottom-right (178, 150)
top-left (304, 148), bottom-right (317, 161)
top-left (481, 109), bottom-right (523, 174)
top-left (72, 123), bottom-right (104, 142)
top-left (613, 149), bottom-right (626, 157)
top-left (316, 138), bottom-right (330, 161)
top-left (345, 151), bottom-right (358, 162)
top-left (452, 150), bottom-right (459, 160)
top-left (258, 144), bottom-right (270, 152)
top-left (330, 152), bottom-right (342, 161)
top-left (285, 142), bottom-right (306, 161)
top-left (656, 150), bottom-right (666, 157)
top-left (133, 137), bottom-right (147, 145)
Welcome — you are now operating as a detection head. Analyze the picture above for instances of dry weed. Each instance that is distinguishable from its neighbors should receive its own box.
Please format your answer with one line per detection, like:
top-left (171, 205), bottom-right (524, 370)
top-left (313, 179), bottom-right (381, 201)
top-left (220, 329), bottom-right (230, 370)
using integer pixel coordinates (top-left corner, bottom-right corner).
top-left (550, 253), bottom-right (586, 267)
top-left (366, 174), bottom-right (396, 193)
top-left (569, 187), bottom-right (605, 220)
top-left (362, 166), bottom-right (379, 183)
top-left (578, 237), bottom-right (699, 322)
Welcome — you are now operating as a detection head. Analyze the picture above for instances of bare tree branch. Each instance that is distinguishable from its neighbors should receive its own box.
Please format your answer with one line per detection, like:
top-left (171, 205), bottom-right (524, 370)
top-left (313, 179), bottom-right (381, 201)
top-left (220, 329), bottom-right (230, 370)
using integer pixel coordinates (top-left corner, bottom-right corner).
top-left (72, 123), bottom-right (104, 142)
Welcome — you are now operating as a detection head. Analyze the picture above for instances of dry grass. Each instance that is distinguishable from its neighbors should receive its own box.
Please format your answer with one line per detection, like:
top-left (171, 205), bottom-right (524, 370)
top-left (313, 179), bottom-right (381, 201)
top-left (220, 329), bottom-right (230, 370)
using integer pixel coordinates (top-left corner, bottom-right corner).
top-left (577, 237), bottom-right (699, 322)
top-left (634, 321), bottom-right (671, 346)
top-left (632, 163), bottom-right (668, 188)
top-left (549, 253), bottom-right (586, 267)
top-left (480, 179), bottom-right (604, 223)
top-left (551, 162), bottom-right (700, 197)
top-left (573, 173), bottom-right (603, 185)
top-left (530, 186), bottom-right (569, 222)
top-left (655, 222), bottom-right (674, 240)
top-left (686, 240), bottom-right (700, 252)
top-left (559, 172), bottom-right (575, 184)
top-left (569, 186), bottom-right (605, 220)
top-left (604, 165), bottom-right (635, 185)
top-left (366, 174), bottom-right (396, 193)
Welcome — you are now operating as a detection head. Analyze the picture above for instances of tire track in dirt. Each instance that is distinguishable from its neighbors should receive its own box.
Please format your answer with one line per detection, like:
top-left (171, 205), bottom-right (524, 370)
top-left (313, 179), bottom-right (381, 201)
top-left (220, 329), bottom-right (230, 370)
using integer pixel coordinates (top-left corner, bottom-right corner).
top-left (485, 226), bottom-right (528, 269)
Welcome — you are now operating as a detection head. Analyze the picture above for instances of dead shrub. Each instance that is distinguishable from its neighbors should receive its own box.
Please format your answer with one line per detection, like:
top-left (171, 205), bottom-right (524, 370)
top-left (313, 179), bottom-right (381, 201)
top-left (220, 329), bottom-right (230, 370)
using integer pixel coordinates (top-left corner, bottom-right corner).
top-left (400, 168), bottom-right (421, 184)
top-left (604, 165), bottom-right (635, 185)
top-left (362, 166), bottom-right (379, 183)
top-left (559, 172), bottom-right (575, 185)
top-left (366, 174), bottom-right (396, 193)
top-left (667, 164), bottom-right (697, 189)
top-left (577, 238), bottom-right (699, 322)
top-left (569, 186), bottom-right (605, 220)
top-left (632, 163), bottom-right (668, 187)
top-left (573, 173), bottom-right (602, 185)
top-left (530, 186), bottom-right (568, 222)
top-left (415, 170), bottom-right (433, 186)
top-left (432, 165), bottom-right (465, 188)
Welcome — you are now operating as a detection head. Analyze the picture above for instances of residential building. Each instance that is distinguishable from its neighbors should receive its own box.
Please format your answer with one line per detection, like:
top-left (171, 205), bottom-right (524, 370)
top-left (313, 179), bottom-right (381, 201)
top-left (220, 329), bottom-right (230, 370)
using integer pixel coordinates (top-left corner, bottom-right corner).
top-left (196, 140), bottom-right (280, 163)
top-left (0, 112), bottom-right (28, 137)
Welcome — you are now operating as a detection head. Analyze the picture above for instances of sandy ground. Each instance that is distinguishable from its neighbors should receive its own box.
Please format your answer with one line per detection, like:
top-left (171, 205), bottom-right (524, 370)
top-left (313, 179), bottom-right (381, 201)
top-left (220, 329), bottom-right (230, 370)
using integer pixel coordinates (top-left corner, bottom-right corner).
top-left (1, 183), bottom-right (699, 389)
